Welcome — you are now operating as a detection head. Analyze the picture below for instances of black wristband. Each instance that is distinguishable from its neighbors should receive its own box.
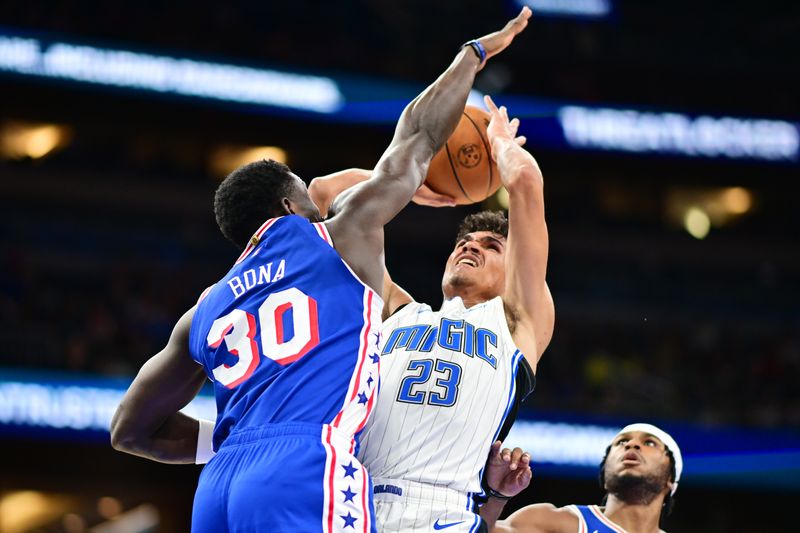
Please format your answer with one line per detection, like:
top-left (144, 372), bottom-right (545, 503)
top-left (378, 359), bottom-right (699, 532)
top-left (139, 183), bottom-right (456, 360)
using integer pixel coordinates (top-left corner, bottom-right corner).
top-left (487, 487), bottom-right (513, 500)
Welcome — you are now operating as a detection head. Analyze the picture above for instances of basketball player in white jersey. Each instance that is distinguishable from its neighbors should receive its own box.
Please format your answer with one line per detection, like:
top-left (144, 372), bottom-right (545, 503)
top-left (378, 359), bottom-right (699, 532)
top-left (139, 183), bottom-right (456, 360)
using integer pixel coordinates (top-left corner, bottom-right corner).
top-left (309, 95), bottom-right (555, 532)
top-left (483, 424), bottom-right (682, 533)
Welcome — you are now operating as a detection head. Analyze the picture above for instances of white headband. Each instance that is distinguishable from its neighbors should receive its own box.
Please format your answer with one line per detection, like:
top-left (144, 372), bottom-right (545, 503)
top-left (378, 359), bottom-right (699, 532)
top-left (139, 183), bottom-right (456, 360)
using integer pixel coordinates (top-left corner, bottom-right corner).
top-left (617, 423), bottom-right (682, 495)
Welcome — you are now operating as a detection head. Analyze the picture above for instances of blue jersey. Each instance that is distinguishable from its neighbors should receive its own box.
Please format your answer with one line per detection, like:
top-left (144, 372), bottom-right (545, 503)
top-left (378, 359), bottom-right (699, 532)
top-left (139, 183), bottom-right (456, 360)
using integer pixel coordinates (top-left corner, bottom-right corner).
top-left (568, 505), bottom-right (632, 533)
top-left (188, 215), bottom-right (383, 453)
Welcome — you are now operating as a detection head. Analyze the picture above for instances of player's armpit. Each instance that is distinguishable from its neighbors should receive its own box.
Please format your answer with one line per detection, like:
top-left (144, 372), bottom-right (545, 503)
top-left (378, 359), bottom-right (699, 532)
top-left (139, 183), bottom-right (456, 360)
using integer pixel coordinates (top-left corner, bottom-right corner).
top-left (110, 306), bottom-right (208, 464)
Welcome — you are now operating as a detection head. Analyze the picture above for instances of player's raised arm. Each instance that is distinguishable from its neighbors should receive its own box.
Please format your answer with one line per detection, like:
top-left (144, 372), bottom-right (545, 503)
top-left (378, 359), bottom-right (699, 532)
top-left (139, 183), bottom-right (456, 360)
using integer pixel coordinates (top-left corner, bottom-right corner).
top-left (110, 306), bottom-right (209, 464)
top-left (327, 8), bottom-right (532, 271)
top-left (484, 95), bottom-right (555, 369)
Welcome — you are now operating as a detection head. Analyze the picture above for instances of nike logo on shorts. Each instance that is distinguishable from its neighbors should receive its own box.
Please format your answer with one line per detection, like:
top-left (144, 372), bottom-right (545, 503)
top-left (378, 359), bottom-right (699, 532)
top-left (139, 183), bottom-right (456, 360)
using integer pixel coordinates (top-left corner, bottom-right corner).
top-left (433, 519), bottom-right (465, 530)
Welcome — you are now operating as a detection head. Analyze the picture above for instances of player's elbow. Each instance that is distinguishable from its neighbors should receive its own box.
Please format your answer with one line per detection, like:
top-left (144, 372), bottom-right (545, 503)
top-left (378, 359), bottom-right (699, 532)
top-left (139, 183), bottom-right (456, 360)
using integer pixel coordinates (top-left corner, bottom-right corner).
top-left (110, 409), bottom-right (143, 455)
top-left (307, 178), bottom-right (332, 215)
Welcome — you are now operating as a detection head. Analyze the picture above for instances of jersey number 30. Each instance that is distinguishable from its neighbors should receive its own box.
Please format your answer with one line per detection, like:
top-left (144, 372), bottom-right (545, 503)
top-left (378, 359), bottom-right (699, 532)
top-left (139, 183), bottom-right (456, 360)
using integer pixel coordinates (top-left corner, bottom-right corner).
top-left (206, 288), bottom-right (320, 388)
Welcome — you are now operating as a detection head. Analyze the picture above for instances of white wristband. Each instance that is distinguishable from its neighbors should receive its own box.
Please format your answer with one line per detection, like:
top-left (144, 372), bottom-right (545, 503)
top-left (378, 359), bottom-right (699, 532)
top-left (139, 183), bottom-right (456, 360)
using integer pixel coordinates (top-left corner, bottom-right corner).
top-left (195, 419), bottom-right (217, 464)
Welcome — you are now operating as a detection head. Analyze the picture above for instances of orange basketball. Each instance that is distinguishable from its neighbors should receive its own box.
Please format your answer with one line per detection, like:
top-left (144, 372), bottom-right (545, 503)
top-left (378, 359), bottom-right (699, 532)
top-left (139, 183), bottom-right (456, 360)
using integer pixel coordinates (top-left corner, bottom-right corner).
top-left (425, 105), bottom-right (499, 205)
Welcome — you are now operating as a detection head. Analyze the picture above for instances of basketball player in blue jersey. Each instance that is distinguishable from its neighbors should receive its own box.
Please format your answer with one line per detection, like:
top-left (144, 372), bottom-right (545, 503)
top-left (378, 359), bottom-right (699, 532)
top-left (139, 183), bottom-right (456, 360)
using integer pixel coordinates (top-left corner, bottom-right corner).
top-left (109, 9), bottom-right (533, 533)
top-left (482, 424), bottom-right (682, 533)
top-left (309, 96), bottom-right (555, 532)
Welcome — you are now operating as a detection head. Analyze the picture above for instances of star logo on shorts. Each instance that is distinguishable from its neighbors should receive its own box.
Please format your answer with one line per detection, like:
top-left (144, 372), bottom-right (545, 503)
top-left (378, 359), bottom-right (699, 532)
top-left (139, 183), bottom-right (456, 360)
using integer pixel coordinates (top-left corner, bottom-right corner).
top-left (358, 392), bottom-right (368, 404)
top-left (342, 461), bottom-right (358, 479)
top-left (341, 511), bottom-right (357, 528)
top-left (341, 486), bottom-right (356, 503)
top-left (370, 353), bottom-right (380, 364)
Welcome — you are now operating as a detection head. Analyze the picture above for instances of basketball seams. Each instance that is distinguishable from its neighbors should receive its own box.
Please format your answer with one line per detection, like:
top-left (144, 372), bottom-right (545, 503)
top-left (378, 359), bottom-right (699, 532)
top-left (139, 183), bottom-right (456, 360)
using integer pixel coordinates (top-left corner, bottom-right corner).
top-left (444, 139), bottom-right (474, 203)
top-left (462, 109), bottom-right (495, 200)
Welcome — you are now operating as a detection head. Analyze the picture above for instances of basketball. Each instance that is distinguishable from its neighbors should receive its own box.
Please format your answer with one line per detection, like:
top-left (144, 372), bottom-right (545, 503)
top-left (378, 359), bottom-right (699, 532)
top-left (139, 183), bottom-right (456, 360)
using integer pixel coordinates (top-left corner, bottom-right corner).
top-left (425, 105), bottom-right (500, 205)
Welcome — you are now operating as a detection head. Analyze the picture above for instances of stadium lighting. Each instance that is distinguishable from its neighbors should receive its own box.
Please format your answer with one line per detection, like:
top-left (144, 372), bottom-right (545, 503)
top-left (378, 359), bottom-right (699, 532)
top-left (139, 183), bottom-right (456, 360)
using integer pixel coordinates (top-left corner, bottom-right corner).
top-left (684, 207), bottom-right (711, 239)
top-left (96, 497), bottom-right (123, 520)
top-left (721, 187), bottom-right (753, 215)
top-left (209, 145), bottom-right (289, 178)
top-left (0, 34), bottom-right (343, 113)
top-left (0, 121), bottom-right (71, 160)
top-left (558, 106), bottom-right (799, 162)
top-left (0, 490), bottom-right (70, 533)
top-left (514, 0), bottom-right (612, 18)
top-left (492, 186), bottom-right (510, 209)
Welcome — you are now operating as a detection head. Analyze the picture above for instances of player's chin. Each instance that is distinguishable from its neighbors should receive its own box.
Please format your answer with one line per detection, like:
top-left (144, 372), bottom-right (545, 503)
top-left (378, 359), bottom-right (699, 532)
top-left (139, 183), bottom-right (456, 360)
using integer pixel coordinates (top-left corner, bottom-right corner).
top-left (445, 270), bottom-right (477, 287)
top-left (615, 468), bottom-right (645, 479)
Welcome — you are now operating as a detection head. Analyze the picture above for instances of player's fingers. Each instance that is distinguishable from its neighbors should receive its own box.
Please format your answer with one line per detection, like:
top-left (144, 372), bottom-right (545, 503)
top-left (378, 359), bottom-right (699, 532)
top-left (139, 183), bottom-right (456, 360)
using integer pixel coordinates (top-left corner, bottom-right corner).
top-left (509, 447), bottom-right (525, 470)
top-left (519, 466), bottom-right (533, 486)
top-left (484, 95), bottom-right (499, 115)
top-left (490, 440), bottom-right (503, 459)
top-left (501, 447), bottom-right (512, 463)
top-left (520, 451), bottom-right (531, 465)
top-left (515, 135), bottom-right (527, 146)
top-left (506, 6), bottom-right (532, 35)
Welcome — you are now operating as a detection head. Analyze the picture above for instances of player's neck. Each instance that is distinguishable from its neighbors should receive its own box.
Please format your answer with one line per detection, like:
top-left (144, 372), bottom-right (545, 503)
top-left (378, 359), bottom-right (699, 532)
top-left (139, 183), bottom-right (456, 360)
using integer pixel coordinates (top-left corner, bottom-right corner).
top-left (444, 287), bottom-right (495, 308)
top-left (447, 294), bottom-right (485, 308)
top-left (602, 496), bottom-right (663, 533)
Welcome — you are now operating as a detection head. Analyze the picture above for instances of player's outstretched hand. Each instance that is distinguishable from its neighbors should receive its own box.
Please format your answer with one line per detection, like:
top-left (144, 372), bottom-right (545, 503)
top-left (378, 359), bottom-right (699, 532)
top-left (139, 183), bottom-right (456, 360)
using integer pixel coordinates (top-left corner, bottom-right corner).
top-left (475, 7), bottom-right (532, 65)
top-left (412, 184), bottom-right (457, 207)
top-left (485, 440), bottom-right (532, 498)
top-left (484, 95), bottom-right (527, 161)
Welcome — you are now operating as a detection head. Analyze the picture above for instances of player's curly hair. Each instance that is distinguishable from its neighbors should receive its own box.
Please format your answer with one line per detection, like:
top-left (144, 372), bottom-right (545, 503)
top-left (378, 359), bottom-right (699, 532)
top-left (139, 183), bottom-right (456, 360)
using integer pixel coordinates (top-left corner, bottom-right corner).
top-left (455, 211), bottom-right (508, 243)
top-left (214, 159), bottom-right (295, 249)
top-left (598, 444), bottom-right (677, 520)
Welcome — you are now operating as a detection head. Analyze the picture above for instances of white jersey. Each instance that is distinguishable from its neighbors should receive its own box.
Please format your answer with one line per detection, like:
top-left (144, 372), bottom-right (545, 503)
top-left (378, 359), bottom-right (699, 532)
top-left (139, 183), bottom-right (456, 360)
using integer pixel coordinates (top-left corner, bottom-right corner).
top-left (357, 296), bottom-right (534, 498)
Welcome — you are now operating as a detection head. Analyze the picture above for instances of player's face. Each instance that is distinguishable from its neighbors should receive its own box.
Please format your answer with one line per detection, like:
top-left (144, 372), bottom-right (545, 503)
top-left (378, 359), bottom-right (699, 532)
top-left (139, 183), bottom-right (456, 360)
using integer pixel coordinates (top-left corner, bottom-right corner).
top-left (442, 231), bottom-right (506, 300)
top-left (604, 431), bottom-right (673, 493)
top-left (286, 174), bottom-right (323, 222)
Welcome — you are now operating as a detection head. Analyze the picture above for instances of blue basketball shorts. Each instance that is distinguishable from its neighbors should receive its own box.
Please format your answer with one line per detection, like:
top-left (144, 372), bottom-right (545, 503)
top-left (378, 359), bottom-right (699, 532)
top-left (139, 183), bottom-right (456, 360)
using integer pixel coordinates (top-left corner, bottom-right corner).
top-left (192, 423), bottom-right (376, 533)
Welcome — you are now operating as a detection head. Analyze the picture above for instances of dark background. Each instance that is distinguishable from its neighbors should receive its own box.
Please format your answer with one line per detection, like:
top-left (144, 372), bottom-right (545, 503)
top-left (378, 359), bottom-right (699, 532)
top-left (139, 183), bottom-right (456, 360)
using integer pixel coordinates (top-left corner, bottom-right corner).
top-left (0, 1), bottom-right (798, 531)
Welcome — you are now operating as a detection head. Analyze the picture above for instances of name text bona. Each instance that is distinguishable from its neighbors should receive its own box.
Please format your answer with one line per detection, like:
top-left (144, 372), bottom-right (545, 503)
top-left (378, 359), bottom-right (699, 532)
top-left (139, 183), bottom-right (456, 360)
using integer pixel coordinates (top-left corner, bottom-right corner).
top-left (227, 260), bottom-right (286, 299)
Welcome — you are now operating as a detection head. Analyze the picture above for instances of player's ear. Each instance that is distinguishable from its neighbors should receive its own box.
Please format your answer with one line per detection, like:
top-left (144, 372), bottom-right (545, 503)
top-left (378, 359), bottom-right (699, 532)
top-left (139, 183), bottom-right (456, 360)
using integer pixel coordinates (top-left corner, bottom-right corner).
top-left (281, 197), bottom-right (295, 215)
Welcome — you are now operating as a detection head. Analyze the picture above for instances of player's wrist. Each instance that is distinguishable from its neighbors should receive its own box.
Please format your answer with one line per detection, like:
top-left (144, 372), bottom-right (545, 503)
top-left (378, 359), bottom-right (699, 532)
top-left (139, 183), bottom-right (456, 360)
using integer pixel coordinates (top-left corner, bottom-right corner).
top-left (461, 40), bottom-right (487, 67)
top-left (487, 486), bottom-right (514, 500)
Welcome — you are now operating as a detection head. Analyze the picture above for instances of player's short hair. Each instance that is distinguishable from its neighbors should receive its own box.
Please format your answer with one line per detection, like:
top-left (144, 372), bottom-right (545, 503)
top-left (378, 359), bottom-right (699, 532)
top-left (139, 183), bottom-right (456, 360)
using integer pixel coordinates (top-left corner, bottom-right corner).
top-left (598, 445), bottom-right (677, 518)
top-left (214, 159), bottom-right (295, 249)
top-left (455, 211), bottom-right (508, 243)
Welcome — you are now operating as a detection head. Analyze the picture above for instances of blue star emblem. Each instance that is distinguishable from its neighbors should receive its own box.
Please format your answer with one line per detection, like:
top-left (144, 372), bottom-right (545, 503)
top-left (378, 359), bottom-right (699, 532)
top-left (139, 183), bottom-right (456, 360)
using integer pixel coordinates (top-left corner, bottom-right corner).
top-left (341, 486), bottom-right (357, 503)
top-left (341, 511), bottom-right (357, 529)
top-left (342, 461), bottom-right (358, 479)
top-left (366, 375), bottom-right (374, 388)
top-left (370, 353), bottom-right (380, 364)
top-left (358, 392), bottom-right (368, 404)
top-left (372, 333), bottom-right (381, 348)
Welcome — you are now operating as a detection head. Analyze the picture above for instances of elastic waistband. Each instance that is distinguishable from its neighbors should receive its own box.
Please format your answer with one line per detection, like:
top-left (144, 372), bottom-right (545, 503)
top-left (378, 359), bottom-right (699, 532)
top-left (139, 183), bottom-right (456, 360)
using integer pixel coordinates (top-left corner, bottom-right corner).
top-left (371, 477), bottom-right (471, 506)
top-left (220, 422), bottom-right (354, 451)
